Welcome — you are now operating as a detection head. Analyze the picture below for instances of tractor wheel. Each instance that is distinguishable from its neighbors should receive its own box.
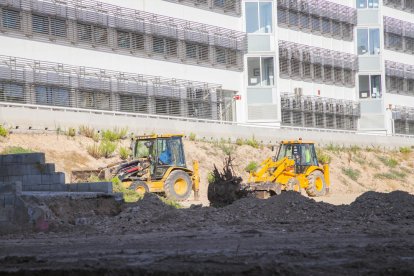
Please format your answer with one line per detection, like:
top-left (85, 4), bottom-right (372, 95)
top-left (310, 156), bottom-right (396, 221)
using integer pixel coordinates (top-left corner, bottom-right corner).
top-left (164, 170), bottom-right (192, 201)
top-left (130, 181), bottom-right (149, 196)
top-left (306, 170), bottom-right (327, 197)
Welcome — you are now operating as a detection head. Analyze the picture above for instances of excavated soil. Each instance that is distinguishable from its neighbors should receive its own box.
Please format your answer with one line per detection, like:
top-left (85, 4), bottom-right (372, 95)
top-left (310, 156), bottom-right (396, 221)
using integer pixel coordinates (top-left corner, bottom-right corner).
top-left (1, 191), bottom-right (413, 275)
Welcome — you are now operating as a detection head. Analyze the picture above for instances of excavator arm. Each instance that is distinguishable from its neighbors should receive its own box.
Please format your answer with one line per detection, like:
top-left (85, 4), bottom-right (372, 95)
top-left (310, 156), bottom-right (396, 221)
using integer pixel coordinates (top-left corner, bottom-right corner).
top-left (249, 157), bottom-right (295, 183)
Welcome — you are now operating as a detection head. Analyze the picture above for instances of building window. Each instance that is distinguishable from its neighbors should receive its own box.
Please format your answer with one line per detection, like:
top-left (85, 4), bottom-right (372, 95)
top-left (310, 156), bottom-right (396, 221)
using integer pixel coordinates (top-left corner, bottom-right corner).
top-left (2, 9), bottom-right (20, 29)
top-left (78, 90), bottom-right (110, 110)
top-left (32, 14), bottom-right (49, 35)
top-left (153, 36), bottom-right (177, 57)
top-left (357, 0), bottom-right (379, 8)
top-left (0, 82), bottom-right (24, 103)
top-left (32, 14), bottom-right (66, 37)
top-left (247, 57), bottom-right (274, 86)
top-left (215, 47), bottom-right (237, 66)
top-left (359, 75), bottom-right (381, 98)
top-left (77, 24), bottom-right (107, 45)
top-left (77, 23), bottom-right (92, 42)
top-left (245, 2), bottom-right (272, 33)
top-left (185, 42), bottom-right (209, 62)
top-left (357, 28), bottom-right (380, 55)
top-left (35, 86), bottom-right (69, 106)
top-left (119, 94), bottom-right (148, 113)
top-left (118, 31), bottom-right (142, 49)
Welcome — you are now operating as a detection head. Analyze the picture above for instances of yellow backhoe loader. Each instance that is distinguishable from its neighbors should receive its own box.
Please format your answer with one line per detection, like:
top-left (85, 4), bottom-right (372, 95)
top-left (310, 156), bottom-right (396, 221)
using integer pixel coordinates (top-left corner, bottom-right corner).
top-left (208, 139), bottom-right (329, 205)
top-left (246, 139), bottom-right (330, 198)
top-left (73, 134), bottom-right (200, 201)
top-left (120, 134), bottom-right (200, 201)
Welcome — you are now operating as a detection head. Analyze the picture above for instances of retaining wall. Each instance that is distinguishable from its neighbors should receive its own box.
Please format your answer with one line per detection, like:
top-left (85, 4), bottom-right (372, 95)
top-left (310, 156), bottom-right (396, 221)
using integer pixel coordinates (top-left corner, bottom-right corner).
top-left (1, 104), bottom-right (414, 147)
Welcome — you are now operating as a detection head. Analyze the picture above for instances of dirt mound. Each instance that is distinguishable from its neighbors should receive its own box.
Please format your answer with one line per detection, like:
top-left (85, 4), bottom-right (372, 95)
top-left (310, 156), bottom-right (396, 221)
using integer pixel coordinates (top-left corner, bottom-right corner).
top-left (350, 191), bottom-right (414, 221)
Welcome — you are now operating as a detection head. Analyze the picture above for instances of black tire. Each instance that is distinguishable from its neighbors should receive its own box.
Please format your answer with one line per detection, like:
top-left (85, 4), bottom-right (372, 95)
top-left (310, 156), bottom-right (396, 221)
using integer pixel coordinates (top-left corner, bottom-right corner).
top-left (164, 170), bottom-right (192, 201)
top-left (129, 181), bottom-right (149, 195)
top-left (306, 170), bottom-right (327, 197)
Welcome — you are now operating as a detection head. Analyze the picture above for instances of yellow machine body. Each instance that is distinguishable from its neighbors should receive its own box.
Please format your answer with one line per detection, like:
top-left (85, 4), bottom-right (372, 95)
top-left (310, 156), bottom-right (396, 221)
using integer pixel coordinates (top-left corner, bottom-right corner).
top-left (247, 140), bottom-right (330, 197)
top-left (122, 134), bottom-right (200, 201)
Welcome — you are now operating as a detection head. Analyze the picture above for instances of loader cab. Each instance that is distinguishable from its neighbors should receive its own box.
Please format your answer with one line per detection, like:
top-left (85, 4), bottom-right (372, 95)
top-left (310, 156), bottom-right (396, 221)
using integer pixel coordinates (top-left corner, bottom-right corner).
top-left (276, 141), bottom-right (319, 173)
top-left (134, 135), bottom-right (187, 180)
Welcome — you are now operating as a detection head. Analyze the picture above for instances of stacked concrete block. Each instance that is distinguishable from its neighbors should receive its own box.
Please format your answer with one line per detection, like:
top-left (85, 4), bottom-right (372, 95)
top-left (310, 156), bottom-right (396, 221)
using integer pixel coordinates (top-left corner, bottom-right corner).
top-left (0, 153), bottom-right (112, 194)
top-left (0, 153), bottom-right (66, 192)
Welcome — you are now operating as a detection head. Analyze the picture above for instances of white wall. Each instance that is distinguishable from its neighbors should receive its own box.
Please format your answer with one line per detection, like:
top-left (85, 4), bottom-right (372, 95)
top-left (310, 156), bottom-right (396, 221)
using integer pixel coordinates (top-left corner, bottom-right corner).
top-left (103, 0), bottom-right (243, 31)
top-left (0, 36), bottom-right (243, 92)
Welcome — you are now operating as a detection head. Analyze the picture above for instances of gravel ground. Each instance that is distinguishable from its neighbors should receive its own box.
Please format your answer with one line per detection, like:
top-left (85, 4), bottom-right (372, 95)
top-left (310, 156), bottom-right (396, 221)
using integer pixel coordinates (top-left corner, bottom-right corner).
top-left (0, 191), bottom-right (413, 275)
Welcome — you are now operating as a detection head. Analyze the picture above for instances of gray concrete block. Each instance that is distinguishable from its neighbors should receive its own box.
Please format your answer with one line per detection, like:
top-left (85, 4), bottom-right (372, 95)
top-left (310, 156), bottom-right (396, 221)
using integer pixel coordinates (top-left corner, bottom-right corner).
top-left (4, 194), bottom-right (15, 206)
top-left (33, 184), bottom-right (51, 192)
top-left (88, 182), bottom-right (113, 194)
top-left (52, 172), bottom-right (65, 185)
top-left (5, 176), bottom-right (23, 184)
top-left (50, 184), bottom-right (67, 192)
top-left (41, 174), bottom-right (54, 185)
top-left (76, 183), bottom-right (91, 192)
top-left (22, 174), bottom-right (42, 186)
top-left (65, 184), bottom-right (78, 192)
top-left (1, 163), bottom-right (56, 176)
top-left (0, 153), bottom-right (45, 165)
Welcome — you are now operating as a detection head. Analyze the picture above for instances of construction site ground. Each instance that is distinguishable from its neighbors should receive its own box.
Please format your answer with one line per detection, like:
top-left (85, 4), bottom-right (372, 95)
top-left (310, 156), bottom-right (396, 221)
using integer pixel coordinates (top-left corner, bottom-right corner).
top-left (1, 133), bottom-right (414, 274)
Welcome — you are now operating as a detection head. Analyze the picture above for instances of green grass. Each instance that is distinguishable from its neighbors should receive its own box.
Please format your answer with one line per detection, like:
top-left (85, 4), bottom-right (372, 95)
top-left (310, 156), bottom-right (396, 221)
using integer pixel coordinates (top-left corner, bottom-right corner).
top-left (325, 143), bottom-right (342, 153)
top-left (119, 146), bottom-right (131, 160)
top-left (0, 125), bottom-right (8, 137)
top-left (1, 146), bottom-right (34, 154)
top-left (399, 147), bottom-right (412, 154)
top-left (377, 156), bottom-right (398, 168)
top-left (374, 169), bottom-right (407, 180)
top-left (99, 140), bottom-right (117, 158)
top-left (66, 127), bottom-right (76, 137)
top-left (189, 132), bottom-right (196, 141)
top-left (244, 161), bottom-right (259, 173)
top-left (159, 197), bottom-right (182, 209)
top-left (341, 167), bottom-right (360, 181)
top-left (101, 128), bottom-right (128, 142)
top-left (78, 125), bottom-right (96, 138)
top-left (207, 172), bottom-right (215, 184)
top-left (245, 136), bottom-right (259, 149)
top-left (111, 177), bottom-right (181, 208)
top-left (316, 148), bottom-right (331, 164)
top-left (112, 177), bottom-right (143, 203)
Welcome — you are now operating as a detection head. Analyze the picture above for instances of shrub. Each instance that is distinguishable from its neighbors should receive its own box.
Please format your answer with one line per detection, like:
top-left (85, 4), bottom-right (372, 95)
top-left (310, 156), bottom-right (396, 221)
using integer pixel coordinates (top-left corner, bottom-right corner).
top-left (99, 140), bottom-right (117, 158)
top-left (342, 167), bottom-right (360, 181)
top-left (377, 156), bottom-right (398, 168)
top-left (348, 145), bottom-right (361, 154)
top-left (316, 148), bottom-right (331, 164)
top-left (92, 132), bottom-right (100, 142)
top-left (111, 177), bottom-right (143, 203)
top-left (245, 136), bottom-right (259, 149)
top-left (67, 127), bottom-right (76, 137)
top-left (326, 144), bottom-right (342, 153)
top-left (87, 143), bottom-right (102, 159)
top-left (101, 129), bottom-right (119, 142)
top-left (1, 146), bottom-right (34, 154)
top-left (244, 161), bottom-right (259, 173)
top-left (101, 128), bottom-right (128, 141)
top-left (399, 147), bottom-right (412, 154)
top-left (189, 132), bottom-right (196, 141)
top-left (0, 125), bottom-right (9, 137)
top-left (235, 138), bottom-right (244, 146)
top-left (119, 146), bottom-right (131, 160)
top-left (207, 172), bottom-right (215, 184)
top-left (78, 125), bottom-right (96, 138)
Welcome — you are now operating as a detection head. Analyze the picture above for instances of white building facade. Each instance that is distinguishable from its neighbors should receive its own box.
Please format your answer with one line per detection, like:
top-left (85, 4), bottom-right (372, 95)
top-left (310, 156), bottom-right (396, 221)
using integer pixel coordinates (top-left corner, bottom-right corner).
top-left (0, 0), bottom-right (413, 136)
